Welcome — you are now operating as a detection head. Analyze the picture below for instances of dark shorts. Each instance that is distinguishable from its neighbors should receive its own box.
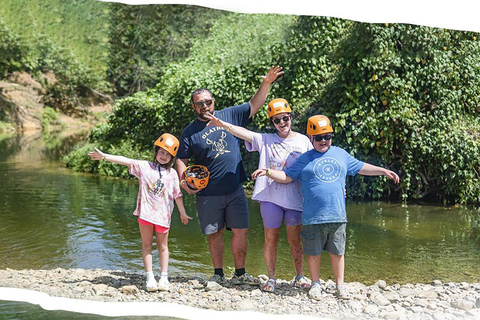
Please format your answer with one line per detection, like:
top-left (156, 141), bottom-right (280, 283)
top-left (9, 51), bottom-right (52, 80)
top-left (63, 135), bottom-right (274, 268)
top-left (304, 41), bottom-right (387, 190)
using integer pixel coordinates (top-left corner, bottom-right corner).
top-left (300, 223), bottom-right (346, 256)
top-left (196, 185), bottom-right (249, 235)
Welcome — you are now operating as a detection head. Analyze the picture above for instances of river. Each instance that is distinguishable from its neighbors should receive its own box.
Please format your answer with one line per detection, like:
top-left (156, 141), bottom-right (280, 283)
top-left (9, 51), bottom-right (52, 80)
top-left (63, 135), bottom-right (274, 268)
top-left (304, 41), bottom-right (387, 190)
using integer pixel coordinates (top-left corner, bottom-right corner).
top-left (0, 130), bottom-right (479, 287)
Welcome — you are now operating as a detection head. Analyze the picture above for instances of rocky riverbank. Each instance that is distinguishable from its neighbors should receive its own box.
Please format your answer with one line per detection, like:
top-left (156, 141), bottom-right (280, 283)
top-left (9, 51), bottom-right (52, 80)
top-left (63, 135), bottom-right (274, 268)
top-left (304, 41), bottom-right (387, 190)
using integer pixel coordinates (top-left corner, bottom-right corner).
top-left (0, 268), bottom-right (479, 319)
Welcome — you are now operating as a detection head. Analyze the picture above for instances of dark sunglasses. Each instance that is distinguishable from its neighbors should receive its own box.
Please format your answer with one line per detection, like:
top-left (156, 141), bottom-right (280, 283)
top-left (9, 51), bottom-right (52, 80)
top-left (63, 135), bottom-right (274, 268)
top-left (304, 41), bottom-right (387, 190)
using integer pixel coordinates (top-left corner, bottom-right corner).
top-left (314, 134), bottom-right (332, 142)
top-left (193, 99), bottom-right (214, 107)
top-left (272, 115), bottom-right (291, 125)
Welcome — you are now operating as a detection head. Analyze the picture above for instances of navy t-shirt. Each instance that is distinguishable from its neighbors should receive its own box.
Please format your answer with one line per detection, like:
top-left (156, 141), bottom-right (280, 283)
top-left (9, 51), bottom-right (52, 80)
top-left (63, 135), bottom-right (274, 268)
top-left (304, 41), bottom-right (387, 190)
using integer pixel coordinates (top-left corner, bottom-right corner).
top-left (177, 103), bottom-right (252, 196)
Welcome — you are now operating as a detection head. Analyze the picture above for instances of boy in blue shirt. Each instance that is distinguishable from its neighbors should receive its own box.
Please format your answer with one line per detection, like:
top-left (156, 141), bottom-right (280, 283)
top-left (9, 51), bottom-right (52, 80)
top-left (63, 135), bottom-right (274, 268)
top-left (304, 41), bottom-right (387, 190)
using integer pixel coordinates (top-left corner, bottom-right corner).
top-left (252, 115), bottom-right (400, 300)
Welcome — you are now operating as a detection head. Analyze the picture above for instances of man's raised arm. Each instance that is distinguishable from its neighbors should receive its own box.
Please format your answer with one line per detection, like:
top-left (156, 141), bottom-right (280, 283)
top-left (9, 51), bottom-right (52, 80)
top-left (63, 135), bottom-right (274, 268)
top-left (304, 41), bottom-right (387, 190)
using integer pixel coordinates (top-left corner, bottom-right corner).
top-left (249, 66), bottom-right (284, 118)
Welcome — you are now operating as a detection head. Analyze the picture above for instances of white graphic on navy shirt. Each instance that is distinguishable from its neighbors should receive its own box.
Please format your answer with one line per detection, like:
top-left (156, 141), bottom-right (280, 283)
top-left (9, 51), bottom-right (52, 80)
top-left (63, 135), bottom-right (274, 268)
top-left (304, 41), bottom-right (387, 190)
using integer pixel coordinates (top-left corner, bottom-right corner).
top-left (206, 131), bottom-right (231, 159)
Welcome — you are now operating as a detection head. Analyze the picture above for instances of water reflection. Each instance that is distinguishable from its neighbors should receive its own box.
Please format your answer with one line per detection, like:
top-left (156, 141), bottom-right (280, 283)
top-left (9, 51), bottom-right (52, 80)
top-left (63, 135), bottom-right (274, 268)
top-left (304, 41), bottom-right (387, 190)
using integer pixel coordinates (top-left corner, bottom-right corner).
top-left (0, 132), bottom-right (479, 285)
top-left (0, 300), bottom-right (178, 319)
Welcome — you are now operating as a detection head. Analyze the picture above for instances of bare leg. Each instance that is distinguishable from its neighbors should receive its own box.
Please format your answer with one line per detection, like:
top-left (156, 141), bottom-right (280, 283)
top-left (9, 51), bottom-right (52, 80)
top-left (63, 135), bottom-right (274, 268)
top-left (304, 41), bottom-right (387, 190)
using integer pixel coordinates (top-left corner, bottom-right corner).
top-left (155, 231), bottom-right (169, 273)
top-left (231, 228), bottom-right (248, 269)
top-left (329, 253), bottom-right (345, 286)
top-left (286, 225), bottom-right (303, 276)
top-left (307, 254), bottom-right (322, 282)
top-left (207, 229), bottom-right (224, 269)
top-left (139, 224), bottom-right (154, 272)
top-left (263, 227), bottom-right (280, 279)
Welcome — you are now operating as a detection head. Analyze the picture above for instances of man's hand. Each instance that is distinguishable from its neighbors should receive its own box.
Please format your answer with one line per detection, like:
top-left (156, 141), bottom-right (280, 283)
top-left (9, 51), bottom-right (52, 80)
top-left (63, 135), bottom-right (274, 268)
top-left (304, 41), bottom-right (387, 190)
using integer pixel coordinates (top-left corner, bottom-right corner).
top-left (180, 180), bottom-right (201, 194)
top-left (262, 65), bottom-right (284, 84)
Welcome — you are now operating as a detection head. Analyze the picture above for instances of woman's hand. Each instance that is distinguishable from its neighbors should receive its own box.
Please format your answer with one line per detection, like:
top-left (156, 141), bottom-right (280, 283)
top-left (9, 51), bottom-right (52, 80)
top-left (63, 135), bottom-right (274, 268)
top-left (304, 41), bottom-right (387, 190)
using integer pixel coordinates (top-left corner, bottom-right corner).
top-left (251, 168), bottom-right (268, 180)
top-left (204, 112), bottom-right (225, 128)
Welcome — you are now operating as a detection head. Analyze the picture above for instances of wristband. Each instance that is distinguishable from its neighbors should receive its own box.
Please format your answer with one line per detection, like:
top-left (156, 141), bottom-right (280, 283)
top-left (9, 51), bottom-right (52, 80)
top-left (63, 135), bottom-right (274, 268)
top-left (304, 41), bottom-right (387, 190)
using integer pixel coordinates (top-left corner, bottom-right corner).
top-left (103, 155), bottom-right (106, 161)
top-left (266, 168), bottom-right (272, 176)
top-left (180, 180), bottom-right (186, 185)
top-left (225, 124), bottom-right (233, 131)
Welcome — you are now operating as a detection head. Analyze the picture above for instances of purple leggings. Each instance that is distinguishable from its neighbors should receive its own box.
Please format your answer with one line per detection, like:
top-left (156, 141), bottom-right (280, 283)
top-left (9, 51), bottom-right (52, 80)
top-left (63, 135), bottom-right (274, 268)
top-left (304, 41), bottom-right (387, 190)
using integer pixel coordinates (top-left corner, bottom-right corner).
top-left (260, 201), bottom-right (302, 229)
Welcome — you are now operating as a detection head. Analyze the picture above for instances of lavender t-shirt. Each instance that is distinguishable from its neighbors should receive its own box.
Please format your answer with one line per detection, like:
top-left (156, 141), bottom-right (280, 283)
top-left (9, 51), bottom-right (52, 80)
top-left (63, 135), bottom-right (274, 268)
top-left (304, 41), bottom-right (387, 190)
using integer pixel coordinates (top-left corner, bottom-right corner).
top-left (245, 132), bottom-right (313, 211)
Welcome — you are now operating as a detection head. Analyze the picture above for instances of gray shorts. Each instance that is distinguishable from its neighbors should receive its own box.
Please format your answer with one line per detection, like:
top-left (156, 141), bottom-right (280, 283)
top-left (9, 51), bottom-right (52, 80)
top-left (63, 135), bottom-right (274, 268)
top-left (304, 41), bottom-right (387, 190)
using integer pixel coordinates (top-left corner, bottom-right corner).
top-left (300, 223), bottom-right (346, 256)
top-left (196, 185), bottom-right (249, 235)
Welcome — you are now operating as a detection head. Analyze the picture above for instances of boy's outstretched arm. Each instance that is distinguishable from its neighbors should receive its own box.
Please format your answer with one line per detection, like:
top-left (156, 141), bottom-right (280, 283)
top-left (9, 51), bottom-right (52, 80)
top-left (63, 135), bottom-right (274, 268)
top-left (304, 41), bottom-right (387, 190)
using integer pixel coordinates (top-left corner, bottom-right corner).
top-left (174, 196), bottom-right (192, 225)
top-left (88, 147), bottom-right (134, 166)
top-left (358, 163), bottom-right (400, 184)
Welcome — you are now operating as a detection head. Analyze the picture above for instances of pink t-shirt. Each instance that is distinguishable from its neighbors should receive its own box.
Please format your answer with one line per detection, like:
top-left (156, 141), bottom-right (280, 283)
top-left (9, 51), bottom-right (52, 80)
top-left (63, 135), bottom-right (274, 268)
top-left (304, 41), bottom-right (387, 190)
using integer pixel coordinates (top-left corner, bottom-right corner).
top-left (245, 132), bottom-right (313, 211)
top-left (129, 160), bottom-right (182, 227)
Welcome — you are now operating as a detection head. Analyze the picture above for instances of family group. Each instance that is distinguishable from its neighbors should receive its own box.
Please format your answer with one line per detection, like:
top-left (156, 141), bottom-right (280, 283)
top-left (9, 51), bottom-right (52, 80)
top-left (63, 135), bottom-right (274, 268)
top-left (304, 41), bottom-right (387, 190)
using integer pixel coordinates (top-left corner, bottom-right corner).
top-left (88, 66), bottom-right (399, 301)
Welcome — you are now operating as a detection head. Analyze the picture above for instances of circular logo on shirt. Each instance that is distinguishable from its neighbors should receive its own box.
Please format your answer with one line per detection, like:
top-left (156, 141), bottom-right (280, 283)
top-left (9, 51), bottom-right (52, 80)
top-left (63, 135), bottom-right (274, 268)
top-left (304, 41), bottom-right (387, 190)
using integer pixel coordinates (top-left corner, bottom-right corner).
top-left (313, 157), bottom-right (341, 183)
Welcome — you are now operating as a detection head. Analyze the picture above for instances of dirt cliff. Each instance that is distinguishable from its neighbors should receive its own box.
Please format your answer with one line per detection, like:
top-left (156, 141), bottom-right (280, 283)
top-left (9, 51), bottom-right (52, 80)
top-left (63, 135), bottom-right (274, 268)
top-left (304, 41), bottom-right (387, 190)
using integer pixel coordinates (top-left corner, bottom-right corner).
top-left (0, 72), bottom-right (111, 133)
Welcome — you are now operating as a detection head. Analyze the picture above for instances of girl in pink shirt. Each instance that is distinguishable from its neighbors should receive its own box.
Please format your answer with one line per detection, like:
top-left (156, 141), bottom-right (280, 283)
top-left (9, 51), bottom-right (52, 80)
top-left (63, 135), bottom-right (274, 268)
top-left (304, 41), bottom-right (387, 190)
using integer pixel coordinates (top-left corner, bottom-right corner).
top-left (89, 133), bottom-right (191, 292)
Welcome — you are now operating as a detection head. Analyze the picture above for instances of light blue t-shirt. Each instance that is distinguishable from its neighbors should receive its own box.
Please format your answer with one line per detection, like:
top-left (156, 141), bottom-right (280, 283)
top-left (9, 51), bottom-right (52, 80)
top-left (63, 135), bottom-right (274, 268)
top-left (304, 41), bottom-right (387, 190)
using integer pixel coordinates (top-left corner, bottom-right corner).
top-left (285, 146), bottom-right (364, 225)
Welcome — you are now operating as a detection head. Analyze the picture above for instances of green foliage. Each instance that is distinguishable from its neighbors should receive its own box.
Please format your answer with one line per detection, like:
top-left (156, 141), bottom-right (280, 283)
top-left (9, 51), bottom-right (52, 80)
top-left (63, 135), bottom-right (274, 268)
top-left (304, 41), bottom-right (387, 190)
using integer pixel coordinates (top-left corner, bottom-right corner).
top-left (31, 36), bottom-right (108, 112)
top-left (314, 23), bottom-right (480, 205)
top-left (0, 0), bottom-right (110, 112)
top-left (107, 4), bottom-right (227, 96)
top-left (94, 13), bottom-right (295, 140)
top-left (0, 0), bottom-right (110, 80)
top-left (41, 106), bottom-right (60, 131)
top-left (62, 13), bottom-right (480, 205)
top-left (0, 121), bottom-right (15, 133)
top-left (66, 12), bottom-right (295, 178)
top-left (63, 142), bottom-right (151, 179)
top-left (0, 20), bottom-right (25, 75)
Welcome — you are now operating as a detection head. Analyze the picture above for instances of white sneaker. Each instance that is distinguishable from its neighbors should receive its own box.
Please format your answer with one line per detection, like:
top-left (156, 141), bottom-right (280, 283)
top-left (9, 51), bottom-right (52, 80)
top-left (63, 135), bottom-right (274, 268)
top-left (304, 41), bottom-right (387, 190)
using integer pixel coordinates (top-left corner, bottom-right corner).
top-left (308, 283), bottom-right (322, 300)
top-left (146, 278), bottom-right (158, 292)
top-left (158, 277), bottom-right (170, 291)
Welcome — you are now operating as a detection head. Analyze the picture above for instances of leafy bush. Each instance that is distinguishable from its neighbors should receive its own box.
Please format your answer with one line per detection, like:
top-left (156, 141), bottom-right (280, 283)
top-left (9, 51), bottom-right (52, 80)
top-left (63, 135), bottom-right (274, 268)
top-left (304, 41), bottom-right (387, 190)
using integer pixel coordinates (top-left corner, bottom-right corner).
top-left (64, 15), bottom-right (480, 205)
top-left (107, 4), bottom-right (227, 96)
top-left (0, 20), bottom-right (25, 75)
top-left (313, 23), bottom-right (480, 205)
top-left (41, 106), bottom-right (60, 131)
top-left (63, 141), bottom-right (151, 179)
top-left (0, 0), bottom-right (109, 81)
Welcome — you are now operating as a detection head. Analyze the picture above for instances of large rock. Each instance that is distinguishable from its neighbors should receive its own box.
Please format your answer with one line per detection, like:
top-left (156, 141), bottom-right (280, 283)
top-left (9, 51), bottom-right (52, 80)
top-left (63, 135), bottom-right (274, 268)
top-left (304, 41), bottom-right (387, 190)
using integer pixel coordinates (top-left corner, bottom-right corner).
top-left (370, 292), bottom-right (391, 306)
top-left (451, 299), bottom-right (474, 310)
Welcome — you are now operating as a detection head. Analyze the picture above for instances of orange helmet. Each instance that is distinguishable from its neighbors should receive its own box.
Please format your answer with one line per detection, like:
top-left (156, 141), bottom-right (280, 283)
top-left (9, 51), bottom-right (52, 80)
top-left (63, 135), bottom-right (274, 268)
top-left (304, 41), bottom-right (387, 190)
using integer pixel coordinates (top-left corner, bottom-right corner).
top-left (154, 133), bottom-right (179, 157)
top-left (267, 98), bottom-right (292, 118)
top-left (307, 115), bottom-right (333, 136)
top-left (184, 165), bottom-right (210, 190)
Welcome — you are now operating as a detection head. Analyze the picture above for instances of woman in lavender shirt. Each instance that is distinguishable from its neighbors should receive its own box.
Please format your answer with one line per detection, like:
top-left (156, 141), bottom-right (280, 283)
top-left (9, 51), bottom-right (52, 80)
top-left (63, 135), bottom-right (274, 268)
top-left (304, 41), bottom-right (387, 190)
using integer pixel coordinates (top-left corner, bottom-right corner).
top-left (205, 98), bottom-right (312, 292)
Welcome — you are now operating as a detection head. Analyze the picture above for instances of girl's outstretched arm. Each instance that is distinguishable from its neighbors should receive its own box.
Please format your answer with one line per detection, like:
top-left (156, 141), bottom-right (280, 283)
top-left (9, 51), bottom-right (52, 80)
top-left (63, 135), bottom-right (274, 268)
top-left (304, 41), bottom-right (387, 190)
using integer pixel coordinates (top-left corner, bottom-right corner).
top-left (88, 147), bottom-right (135, 166)
top-left (174, 196), bottom-right (192, 225)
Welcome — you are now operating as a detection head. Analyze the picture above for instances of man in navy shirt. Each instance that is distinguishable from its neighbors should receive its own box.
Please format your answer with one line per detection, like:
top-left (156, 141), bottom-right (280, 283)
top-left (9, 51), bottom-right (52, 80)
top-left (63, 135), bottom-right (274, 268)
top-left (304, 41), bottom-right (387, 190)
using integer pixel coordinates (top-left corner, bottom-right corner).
top-left (176, 66), bottom-right (283, 285)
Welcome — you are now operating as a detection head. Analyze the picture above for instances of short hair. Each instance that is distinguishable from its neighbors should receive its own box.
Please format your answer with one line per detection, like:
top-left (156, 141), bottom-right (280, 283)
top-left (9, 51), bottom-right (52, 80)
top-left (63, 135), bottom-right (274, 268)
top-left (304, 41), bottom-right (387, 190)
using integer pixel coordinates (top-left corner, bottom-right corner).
top-left (190, 88), bottom-right (213, 103)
